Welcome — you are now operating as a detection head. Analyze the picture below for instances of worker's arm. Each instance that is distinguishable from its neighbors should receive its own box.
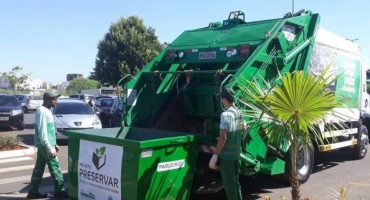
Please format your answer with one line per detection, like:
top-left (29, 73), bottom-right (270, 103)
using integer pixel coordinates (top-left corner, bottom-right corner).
top-left (215, 129), bottom-right (227, 155)
top-left (209, 113), bottom-right (229, 169)
top-left (36, 110), bottom-right (55, 154)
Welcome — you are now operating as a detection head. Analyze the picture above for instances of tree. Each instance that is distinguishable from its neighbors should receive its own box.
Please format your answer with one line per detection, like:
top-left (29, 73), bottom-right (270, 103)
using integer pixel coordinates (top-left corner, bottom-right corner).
top-left (1, 66), bottom-right (31, 93)
top-left (237, 68), bottom-right (345, 200)
top-left (66, 78), bottom-right (100, 95)
top-left (90, 15), bottom-right (164, 85)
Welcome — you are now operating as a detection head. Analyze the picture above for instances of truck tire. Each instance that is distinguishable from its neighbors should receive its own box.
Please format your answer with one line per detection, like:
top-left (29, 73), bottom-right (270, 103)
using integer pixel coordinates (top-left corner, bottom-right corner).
top-left (351, 125), bottom-right (368, 159)
top-left (277, 140), bottom-right (314, 184)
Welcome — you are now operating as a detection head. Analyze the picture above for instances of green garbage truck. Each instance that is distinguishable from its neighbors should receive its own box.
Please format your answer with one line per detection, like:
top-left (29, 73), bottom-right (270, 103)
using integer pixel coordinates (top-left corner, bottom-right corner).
top-left (67, 9), bottom-right (369, 200)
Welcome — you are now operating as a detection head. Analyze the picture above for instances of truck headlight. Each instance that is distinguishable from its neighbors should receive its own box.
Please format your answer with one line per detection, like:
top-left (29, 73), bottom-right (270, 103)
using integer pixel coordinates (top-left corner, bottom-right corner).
top-left (10, 109), bottom-right (22, 116)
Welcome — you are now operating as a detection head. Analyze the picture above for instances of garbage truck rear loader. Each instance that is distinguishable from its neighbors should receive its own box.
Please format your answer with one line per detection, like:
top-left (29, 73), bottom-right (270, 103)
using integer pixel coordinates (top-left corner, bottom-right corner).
top-left (67, 9), bottom-right (369, 200)
top-left (121, 8), bottom-right (368, 190)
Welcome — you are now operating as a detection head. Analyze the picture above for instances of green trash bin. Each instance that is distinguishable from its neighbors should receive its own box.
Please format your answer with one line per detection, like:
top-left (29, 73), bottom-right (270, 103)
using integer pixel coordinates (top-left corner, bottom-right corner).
top-left (67, 127), bottom-right (202, 200)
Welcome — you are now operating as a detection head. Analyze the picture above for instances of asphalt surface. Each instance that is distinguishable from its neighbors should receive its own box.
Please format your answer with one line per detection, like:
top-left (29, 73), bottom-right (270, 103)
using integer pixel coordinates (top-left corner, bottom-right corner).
top-left (0, 113), bottom-right (370, 200)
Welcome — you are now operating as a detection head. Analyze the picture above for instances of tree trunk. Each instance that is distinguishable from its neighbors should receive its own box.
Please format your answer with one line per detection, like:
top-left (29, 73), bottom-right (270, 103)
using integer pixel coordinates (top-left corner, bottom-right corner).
top-left (290, 132), bottom-right (301, 200)
top-left (291, 116), bottom-right (301, 200)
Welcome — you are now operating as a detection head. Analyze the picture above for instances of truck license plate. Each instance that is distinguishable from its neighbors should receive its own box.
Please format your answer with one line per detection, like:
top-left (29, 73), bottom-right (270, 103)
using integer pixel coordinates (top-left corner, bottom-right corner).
top-left (199, 51), bottom-right (216, 60)
top-left (0, 117), bottom-right (9, 121)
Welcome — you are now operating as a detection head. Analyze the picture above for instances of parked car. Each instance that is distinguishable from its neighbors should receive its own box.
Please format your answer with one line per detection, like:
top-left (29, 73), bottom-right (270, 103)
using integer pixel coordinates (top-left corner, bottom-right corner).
top-left (15, 94), bottom-right (43, 113)
top-left (0, 94), bottom-right (25, 130)
top-left (88, 95), bottom-right (116, 108)
top-left (69, 94), bottom-right (94, 103)
top-left (94, 98), bottom-right (116, 125)
top-left (109, 99), bottom-right (124, 127)
top-left (52, 99), bottom-right (102, 140)
top-left (94, 95), bottom-right (117, 101)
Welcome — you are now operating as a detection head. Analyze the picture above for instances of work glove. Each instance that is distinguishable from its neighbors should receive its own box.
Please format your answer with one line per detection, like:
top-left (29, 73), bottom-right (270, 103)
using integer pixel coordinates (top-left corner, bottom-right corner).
top-left (209, 154), bottom-right (219, 170)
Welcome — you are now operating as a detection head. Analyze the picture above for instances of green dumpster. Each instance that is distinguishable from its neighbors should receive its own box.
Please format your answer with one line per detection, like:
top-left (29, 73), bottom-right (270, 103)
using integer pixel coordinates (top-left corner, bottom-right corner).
top-left (67, 127), bottom-right (202, 200)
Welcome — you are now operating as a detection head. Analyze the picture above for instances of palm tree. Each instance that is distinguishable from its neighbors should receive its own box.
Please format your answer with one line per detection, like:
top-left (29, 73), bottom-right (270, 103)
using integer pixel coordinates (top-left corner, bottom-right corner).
top-left (236, 68), bottom-right (346, 200)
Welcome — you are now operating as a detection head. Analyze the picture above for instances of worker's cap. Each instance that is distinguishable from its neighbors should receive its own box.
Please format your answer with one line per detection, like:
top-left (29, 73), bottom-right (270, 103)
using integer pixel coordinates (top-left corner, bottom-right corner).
top-left (215, 87), bottom-right (235, 99)
top-left (43, 92), bottom-right (61, 99)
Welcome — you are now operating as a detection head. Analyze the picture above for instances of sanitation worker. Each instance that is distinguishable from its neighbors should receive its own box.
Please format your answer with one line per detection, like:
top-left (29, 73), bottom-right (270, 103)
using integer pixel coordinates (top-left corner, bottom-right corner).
top-left (209, 87), bottom-right (245, 200)
top-left (27, 92), bottom-right (69, 199)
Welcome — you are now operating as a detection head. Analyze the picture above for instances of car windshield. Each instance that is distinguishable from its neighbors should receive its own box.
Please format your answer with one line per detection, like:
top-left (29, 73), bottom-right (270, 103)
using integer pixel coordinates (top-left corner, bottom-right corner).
top-left (0, 96), bottom-right (19, 106)
top-left (54, 102), bottom-right (94, 115)
top-left (101, 99), bottom-right (115, 107)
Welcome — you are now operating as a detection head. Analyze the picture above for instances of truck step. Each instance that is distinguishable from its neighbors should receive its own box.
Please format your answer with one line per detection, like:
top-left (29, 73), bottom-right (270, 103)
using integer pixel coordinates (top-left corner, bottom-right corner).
top-left (318, 139), bottom-right (357, 152)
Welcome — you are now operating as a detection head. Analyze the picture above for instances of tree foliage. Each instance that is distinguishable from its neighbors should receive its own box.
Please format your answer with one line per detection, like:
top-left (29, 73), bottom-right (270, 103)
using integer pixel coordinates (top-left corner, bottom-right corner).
top-left (90, 15), bottom-right (164, 85)
top-left (1, 66), bottom-right (31, 93)
top-left (237, 67), bottom-right (345, 200)
top-left (66, 77), bottom-right (100, 95)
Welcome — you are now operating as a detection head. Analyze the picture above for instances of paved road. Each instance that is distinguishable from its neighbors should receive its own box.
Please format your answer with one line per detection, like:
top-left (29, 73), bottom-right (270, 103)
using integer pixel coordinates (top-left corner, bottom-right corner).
top-left (0, 113), bottom-right (370, 200)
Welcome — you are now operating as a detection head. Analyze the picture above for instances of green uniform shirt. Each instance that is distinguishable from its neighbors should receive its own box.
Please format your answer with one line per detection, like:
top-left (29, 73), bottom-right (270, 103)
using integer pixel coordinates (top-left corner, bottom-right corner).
top-left (219, 107), bottom-right (244, 160)
top-left (34, 106), bottom-right (56, 153)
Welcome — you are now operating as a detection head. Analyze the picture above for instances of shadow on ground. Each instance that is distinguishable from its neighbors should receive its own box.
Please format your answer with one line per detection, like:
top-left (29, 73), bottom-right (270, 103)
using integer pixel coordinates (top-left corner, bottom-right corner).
top-left (0, 172), bottom-right (69, 200)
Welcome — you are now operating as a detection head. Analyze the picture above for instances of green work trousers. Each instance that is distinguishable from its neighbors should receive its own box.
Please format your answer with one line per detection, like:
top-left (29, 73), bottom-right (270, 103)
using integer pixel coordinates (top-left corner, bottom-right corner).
top-left (29, 147), bottom-right (65, 193)
top-left (220, 158), bottom-right (242, 200)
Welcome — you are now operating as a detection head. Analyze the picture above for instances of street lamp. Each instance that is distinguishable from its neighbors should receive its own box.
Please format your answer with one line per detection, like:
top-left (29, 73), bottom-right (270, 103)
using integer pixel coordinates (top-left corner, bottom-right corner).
top-left (346, 38), bottom-right (359, 42)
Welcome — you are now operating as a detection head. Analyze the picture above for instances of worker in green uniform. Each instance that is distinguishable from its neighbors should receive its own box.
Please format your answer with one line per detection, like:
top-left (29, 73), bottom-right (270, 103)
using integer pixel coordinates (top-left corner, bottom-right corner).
top-left (27, 92), bottom-right (69, 199)
top-left (209, 87), bottom-right (245, 200)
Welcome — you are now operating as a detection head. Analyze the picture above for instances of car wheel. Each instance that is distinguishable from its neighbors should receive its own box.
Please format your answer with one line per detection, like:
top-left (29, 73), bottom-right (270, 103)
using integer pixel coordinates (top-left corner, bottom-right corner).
top-left (22, 106), bottom-right (28, 113)
top-left (17, 121), bottom-right (25, 130)
top-left (351, 125), bottom-right (369, 159)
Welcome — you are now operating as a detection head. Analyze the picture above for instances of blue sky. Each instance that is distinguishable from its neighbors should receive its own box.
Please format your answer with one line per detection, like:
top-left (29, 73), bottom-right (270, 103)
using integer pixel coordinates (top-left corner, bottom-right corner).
top-left (1, 0), bottom-right (369, 84)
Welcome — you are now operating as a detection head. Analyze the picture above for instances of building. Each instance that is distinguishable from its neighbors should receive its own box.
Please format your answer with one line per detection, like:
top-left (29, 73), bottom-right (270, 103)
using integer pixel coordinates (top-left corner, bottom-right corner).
top-left (57, 81), bottom-right (70, 92)
top-left (0, 76), bottom-right (9, 89)
top-left (66, 74), bottom-right (83, 81)
top-left (20, 78), bottom-right (43, 90)
top-left (42, 82), bottom-right (50, 90)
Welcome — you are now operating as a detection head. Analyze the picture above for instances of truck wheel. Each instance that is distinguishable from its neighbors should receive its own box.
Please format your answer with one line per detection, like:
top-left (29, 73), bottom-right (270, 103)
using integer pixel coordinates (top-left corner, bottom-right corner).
top-left (351, 125), bottom-right (368, 159)
top-left (285, 141), bottom-right (314, 184)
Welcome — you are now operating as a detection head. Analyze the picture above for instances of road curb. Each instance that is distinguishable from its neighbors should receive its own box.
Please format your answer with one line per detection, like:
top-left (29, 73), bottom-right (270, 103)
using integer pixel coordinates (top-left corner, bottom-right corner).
top-left (0, 144), bottom-right (37, 159)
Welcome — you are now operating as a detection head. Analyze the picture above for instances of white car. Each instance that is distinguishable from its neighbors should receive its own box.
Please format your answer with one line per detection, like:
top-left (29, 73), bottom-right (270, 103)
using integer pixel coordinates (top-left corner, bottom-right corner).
top-left (15, 94), bottom-right (43, 113)
top-left (52, 99), bottom-right (102, 140)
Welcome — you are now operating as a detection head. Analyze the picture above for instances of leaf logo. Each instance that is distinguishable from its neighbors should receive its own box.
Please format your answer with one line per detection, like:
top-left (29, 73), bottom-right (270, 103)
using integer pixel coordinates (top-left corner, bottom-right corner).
top-left (92, 146), bottom-right (107, 170)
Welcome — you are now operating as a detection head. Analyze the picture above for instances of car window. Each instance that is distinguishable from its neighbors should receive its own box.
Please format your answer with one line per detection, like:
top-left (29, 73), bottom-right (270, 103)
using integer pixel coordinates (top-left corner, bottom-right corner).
top-left (29, 96), bottom-right (42, 100)
top-left (85, 95), bottom-right (94, 100)
top-left (118, 101), bottom-right (123, 110)
top-left (54, 102), bottom-right (94, 115)
top-left (112, 100), bottom-right (118, 108)
top-left (0, 96), bottom-right (19, 106)
top-left (101, 99), bottom-right (115, 106)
